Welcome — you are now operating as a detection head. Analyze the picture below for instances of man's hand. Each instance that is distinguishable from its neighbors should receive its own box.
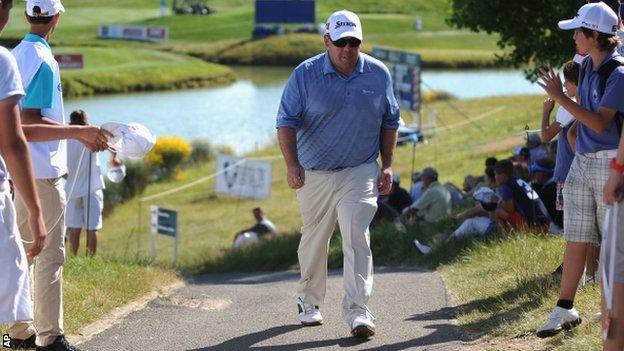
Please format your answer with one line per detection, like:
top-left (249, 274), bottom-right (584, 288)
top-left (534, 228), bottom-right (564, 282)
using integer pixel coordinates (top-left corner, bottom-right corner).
top-left (537, 68), bottom-right (566, 102)
top-left (78, 126), bottom-right (113, 152)
top-left (604, 170), bottom-right (624, 205)
top-left (377, 167), bottom-right (392, 195)
top-left (286, 164), bottom-right (305, 189)
top-left (26, 211), bottom-right (47, 259)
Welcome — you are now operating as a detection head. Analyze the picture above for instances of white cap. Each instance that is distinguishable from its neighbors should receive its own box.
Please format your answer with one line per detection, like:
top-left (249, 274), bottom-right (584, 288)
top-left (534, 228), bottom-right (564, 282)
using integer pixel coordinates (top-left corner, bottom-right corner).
top-left (473, 187), bottom-right (496, 203)
top-left (558, 2), bottom-right (619, 35)
top-left (325, 10), bottom-right (362, 41)
top-left (101, 122), bottom-right (156, 159)
top-left (26, 0), bottom-right (65, 17)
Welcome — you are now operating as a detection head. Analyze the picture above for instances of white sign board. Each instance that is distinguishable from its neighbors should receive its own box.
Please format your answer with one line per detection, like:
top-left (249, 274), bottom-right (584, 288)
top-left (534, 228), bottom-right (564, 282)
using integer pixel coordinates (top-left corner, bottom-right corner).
top-left (214, 155), bottom-right (272, 199)
top-left (98, 25), bottom-right (169, 42)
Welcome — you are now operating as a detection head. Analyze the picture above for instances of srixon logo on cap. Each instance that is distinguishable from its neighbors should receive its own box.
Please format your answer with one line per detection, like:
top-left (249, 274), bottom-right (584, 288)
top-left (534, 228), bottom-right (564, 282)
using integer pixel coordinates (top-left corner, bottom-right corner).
top-left (335, 21), bottom-right (356, 29)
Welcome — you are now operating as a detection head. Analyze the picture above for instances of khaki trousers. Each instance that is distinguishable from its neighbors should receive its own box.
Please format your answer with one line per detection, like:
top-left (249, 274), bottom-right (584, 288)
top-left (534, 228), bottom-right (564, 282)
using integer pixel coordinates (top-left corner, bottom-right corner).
top-left (10, 178), bottom-right (66, 347)
top-left (296, 162), bottom-right (378, 325)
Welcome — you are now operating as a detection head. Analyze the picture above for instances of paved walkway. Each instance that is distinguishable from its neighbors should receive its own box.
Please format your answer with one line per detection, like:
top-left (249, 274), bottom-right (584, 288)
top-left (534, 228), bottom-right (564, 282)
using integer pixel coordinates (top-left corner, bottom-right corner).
top-left (80, 267), bottom-right (464, 350)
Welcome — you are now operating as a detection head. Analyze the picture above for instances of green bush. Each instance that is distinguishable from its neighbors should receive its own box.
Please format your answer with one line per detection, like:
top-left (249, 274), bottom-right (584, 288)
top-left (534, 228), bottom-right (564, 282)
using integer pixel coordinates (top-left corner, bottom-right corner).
top-left (189, 138), bottom-right (214, 164)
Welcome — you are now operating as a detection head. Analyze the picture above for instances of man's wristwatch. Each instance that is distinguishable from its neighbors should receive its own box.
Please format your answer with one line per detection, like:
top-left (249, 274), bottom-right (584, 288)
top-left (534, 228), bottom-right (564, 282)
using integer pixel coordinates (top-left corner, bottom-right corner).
top-left (610, 157), bottom-right (624, 173)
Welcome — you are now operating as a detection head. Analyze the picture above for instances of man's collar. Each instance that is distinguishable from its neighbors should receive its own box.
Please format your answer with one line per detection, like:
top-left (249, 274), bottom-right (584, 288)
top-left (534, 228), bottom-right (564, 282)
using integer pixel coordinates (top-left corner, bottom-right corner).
top-left (23, 33), bottom-right (50, 49)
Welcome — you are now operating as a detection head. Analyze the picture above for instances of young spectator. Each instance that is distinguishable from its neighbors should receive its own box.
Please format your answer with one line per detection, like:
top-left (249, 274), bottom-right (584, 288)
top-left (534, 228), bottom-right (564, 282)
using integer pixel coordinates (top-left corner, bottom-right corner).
top-left (9, 1), bottom-right (110, 349)
top-left (537, 2), bottom-right (624, 338)
top-left (527, 133), bottom-right (549, 164)
top-left (493, 159), bottom-right (550, 230)
top-left (485, 157), bottom-right (498, 169)
top-left (372, 174), bottom-right (411, 230)
top-left (401, 167), bottom-right (451, 224)
top-left (531, 158), bottom-right (562, 231)
top-left (0, 0), bottom-right (47, 329)
top-left (65, 110), bottom-right (112, 257)
top-left (540, 60), bottom-right (579, 223)
top-left (386, 174), bottom-right (412, 214)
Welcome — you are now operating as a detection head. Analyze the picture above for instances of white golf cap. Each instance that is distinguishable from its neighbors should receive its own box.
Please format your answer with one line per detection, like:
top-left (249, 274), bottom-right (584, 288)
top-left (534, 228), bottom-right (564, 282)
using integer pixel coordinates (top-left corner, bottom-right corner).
top-left (558, 2), bottom-right (619, 35)
top-left (101, 122), bottom-right (156, 159)
top-left (26, 0), bottom-right (65, 17)
top-left (325, 10), bottom-right (362, 41)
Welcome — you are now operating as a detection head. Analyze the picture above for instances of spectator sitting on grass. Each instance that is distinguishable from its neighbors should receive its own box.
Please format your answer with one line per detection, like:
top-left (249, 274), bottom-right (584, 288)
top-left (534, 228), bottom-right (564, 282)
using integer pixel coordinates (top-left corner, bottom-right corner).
top-left (527, 132), bottom-right (550, 165)
top-left (413, 187), bottom-right (499, 255)
top-left (372, 174), bottom-right (412, 228)
top-left (493, 159), bottom-right (550, 231)
top-left (233, 207), bottom-right (277, 248)
top-left (531, 158), bottom-right (563, 232)
top-left (401, 167), bottom-right (451, 224)
top-left (409, 171), bottom-right (424, 202)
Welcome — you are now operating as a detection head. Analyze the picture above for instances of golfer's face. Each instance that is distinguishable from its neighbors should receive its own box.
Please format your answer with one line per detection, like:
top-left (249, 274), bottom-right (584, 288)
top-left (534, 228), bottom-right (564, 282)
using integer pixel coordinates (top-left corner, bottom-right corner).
top-left (325, 35), bottom-right (361, 72)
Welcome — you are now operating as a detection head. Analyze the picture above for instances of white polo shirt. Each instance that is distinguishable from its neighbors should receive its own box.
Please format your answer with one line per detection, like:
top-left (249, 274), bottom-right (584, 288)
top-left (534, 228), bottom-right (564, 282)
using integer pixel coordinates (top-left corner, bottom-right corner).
top-left (0, 47), bottom-right (25, 182)
top-left (12, 33), bottom-right (66, 179)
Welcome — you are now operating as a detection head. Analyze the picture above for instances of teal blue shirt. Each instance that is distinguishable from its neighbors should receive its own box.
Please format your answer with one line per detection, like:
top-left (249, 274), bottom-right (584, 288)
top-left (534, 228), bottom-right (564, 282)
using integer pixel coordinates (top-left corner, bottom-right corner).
top-left (20, 34), bottom-right (54, 109)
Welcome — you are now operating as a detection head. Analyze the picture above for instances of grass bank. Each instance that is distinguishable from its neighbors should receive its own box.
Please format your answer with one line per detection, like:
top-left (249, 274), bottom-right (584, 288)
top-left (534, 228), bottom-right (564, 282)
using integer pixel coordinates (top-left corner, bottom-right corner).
top-left (57, 47), bottom-right (234, 98)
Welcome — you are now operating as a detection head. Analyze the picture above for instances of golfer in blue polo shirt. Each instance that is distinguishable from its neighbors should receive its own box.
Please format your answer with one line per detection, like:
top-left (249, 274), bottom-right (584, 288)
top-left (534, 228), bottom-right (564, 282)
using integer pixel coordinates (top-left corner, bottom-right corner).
top-left (537, 1), bottom-right (624, 339)
top-left (276, 9), bottom-right (400, 339)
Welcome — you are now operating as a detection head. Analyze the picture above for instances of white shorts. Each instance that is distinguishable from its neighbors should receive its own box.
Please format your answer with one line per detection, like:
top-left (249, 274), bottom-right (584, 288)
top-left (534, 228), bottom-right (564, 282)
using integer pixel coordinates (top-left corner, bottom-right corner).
top-left (65, 190), bottom-right (103, 230)
top-left (0, 181), bottom-right (33, 324)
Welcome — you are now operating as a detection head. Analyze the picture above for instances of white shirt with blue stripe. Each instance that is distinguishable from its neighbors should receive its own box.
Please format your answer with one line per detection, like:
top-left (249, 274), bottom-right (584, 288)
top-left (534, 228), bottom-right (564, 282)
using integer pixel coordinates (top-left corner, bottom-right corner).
top-left (276, 52), bottom-right (400, 171)
top-left (12, 33), bottom-right (67, 179)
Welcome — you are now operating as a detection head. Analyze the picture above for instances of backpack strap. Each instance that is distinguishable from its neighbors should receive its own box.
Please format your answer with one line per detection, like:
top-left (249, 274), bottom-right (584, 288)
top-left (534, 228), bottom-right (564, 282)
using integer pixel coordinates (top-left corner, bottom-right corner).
top-left (597, 55), bottom-right (624, 97)
top-left (597, 56), bottom-right (624, 136)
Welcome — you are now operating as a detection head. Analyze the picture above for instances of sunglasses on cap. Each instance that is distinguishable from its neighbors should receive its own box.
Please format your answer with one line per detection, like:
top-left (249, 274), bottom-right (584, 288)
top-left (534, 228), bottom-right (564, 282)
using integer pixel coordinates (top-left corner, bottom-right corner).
top-left (331, 37), bottom-right (361, 48)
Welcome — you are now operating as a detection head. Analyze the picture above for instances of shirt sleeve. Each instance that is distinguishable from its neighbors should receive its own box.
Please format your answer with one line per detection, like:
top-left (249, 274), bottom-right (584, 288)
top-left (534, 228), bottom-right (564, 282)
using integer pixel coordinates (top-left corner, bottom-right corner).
top-left (382, 68), bottom-right (400, 130)
top-left (21, 62), bottom-right (54, 109)
top-left (600, 66), bottom-right (624, 112)
top-left (0, 50), bottom-right (25, 101)
top-left (276, 69), bottom-right (304, 129)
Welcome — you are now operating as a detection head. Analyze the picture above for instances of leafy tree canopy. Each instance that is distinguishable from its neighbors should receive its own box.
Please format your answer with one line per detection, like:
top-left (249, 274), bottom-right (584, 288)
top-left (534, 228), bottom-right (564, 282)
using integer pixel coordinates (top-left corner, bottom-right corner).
top-left (448, 0), bottom-right (596, 78)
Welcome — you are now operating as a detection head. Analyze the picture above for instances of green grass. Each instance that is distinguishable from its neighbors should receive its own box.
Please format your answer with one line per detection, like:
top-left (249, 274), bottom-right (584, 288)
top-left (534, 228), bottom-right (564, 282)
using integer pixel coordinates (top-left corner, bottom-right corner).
top-left (441, 235), bottom-right (601, 351)
top-left (0, 256), bottom-right (177, 336)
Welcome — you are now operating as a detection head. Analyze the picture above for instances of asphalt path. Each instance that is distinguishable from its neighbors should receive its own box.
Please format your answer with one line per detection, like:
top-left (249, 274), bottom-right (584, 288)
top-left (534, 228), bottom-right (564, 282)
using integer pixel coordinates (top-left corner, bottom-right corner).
top-left (80, 267), bottom-right (464, 351)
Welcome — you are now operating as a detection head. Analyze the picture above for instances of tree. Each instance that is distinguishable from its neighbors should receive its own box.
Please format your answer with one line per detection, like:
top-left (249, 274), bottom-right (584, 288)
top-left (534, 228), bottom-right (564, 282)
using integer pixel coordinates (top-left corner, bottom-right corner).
top-left (448, 0), bottom-right (587, 79)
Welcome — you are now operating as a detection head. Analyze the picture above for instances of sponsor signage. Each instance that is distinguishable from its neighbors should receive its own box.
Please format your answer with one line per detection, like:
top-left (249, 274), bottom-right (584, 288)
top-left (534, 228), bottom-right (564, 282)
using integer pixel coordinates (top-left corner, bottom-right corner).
top-left (149, 206), bottom-right (179, 265)
top-left (54, 54), bottom-right (83, 70)
top-left (215, 154), bottom-right (272, 199)
top-left (98, 25), bottom-right (169, 42)
top-left (372, 47), bottom-right (421, 112)
top-left (255, 0), bottom-right (315, 24)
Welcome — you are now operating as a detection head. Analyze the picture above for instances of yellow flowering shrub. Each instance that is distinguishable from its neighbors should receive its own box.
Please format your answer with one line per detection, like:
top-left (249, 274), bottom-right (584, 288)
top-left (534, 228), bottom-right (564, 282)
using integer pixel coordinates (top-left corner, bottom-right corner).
top-left (146, 136), bottom-right (192, 179)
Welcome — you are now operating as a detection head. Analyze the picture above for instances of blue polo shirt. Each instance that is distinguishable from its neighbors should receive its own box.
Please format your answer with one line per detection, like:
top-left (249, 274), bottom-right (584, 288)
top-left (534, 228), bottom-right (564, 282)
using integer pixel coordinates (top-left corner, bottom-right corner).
top-left (276, 52), bottom-right (400, 171)
top-left (576, 50), bottom-right (624, 154)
